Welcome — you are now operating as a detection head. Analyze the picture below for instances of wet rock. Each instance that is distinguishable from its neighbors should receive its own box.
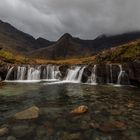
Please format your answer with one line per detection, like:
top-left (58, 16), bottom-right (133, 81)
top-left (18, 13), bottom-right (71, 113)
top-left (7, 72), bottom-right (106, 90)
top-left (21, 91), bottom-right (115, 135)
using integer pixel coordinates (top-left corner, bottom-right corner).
top-left (110, 109), bottom-right (122, 115)
top-left (14, 106), bottom-right (39, 120)
top-left (99, 121), bottom-right (126, 132)
top-left (80, 120), bottom-right (90, 129)
top-left (0, 64), bottom-right (9, 80)
top-left (82, 130), bottom-right (93, 140)
top-left (59, 65), bottom-right (69, 79)
top-left (59, 132), bottom-right (81, 140)
top-left (70, 105), bottom-right (88, 115)
top-left (123, 62), bottom-right (140, 86)
top-left (127, 101), bottom-right (134, 108)
top-left (35, 125), bottom-right (54, 140)
top-left (11, 124), bottom-right (35, 138)
top-left (0, 127), bottom-right (8, 136)
top-left (40, 107), bottom-right (62, 117)
top-left (96, 64), bottom-right (108, 83)
top-left (90, 122), bottom-right (100, 129)
top-left (82, 66), bottom-right (92, 83)
top-left (7, 136), bottom-right (16, 140)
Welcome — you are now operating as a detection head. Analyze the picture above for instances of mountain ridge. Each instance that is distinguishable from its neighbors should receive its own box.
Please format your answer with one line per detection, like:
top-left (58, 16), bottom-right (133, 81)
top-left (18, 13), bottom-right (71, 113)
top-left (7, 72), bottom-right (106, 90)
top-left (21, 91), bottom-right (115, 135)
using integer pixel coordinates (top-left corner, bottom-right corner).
top-left (0, 19), bottom-right (140, 60)
top-left (0, 20), bottom-right (53, 54)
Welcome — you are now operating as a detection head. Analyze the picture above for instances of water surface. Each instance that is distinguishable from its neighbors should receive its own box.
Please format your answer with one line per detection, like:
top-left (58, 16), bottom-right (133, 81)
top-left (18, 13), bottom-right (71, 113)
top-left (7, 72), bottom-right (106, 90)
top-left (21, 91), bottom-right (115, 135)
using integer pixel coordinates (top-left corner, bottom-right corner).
top-left (0, 82), bottom-right (140, 140)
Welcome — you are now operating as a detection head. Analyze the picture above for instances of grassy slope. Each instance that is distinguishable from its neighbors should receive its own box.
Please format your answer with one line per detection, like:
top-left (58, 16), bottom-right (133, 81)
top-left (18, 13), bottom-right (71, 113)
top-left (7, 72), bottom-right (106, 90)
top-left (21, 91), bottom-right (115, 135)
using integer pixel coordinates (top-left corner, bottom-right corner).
top-left (95, 40), bottom-right (140, 63)
top-left (0, 40), bottom-right (140, 65)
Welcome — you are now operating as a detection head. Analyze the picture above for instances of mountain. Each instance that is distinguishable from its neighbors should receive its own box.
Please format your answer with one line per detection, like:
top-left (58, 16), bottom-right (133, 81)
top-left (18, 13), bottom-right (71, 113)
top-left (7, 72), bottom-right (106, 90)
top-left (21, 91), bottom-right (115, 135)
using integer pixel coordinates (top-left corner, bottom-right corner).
top-left (36, 37), bottom-right (54, 49)
top-left (91, 32), bottom-right (140, 52)
top-left (95, 39), bottom-right (140, 63)
top-left (0, 20), bottom-right (53, 54)
top-left (32, 33), bottom-right (94, 59)
top-left (0, 19), bottom-right (140, 60)
top-left (32, 32), bottom-right (140, 59)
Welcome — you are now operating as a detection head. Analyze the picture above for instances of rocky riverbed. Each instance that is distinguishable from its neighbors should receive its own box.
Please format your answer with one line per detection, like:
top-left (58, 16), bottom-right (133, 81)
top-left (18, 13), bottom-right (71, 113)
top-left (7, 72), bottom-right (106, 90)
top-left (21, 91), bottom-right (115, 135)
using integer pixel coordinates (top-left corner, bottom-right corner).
top-left (0, 83), bottom-right (139, 140)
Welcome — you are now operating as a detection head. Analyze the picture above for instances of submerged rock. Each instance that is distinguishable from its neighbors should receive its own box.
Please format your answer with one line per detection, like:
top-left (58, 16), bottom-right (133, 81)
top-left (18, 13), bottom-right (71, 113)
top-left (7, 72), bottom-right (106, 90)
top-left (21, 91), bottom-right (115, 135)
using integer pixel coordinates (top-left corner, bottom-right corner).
top-left (59, 132), bottom-right (81, 140)
top-left (70, 105), bottom-right (88, 114)
top-left (127, 101), bottom-right (135, 108)
top-left (0, 127), bottom-right (8, 136)
top-left (99, 121), bottom-right (126, 132)
top-left (11, 124), bottom-right (35, 138)
top-left (110, 109), bottom-right (122, 115)
top-left (7, 136), bottom-right (16, 140)
top-left (14, 106), bottom-right (39, 120)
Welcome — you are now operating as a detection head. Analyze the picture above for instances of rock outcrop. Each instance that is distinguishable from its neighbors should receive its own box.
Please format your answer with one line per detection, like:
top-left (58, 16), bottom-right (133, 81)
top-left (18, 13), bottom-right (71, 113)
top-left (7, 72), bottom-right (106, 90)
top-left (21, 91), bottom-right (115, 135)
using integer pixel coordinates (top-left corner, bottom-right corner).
top-left (81, 61), bottom-right (140, 86)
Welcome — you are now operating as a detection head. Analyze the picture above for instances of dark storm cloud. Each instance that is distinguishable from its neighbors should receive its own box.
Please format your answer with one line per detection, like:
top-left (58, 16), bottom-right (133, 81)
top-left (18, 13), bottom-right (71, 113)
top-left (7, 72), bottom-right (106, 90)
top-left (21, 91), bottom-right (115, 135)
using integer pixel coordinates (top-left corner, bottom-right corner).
top-left (0, 0), bottom-right (140, 40)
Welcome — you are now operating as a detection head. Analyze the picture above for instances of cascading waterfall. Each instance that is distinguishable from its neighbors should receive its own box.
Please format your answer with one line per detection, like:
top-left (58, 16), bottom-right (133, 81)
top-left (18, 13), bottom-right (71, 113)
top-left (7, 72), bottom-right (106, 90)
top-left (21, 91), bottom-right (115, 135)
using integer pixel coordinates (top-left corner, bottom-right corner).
top-left (5, 65), bottom-right (61, 81)
top-left (117, 65), bottom-right (123, 84)
top-left (41, 65), bottom-right (60, 80)
top-left (27, 66), bottom-right (41, 80)
top-left (77, 66), bottom-right (86, 82)
top-left (5, 67), bottom-right (14, 80)
top-left (5, 64), bottom-right (130, 85)
top-left (65, 66), bottom-right (85, 82)
top-left (87, 65), bottom-right (97, 84)
top-left (117, 65), bottom-right (129, 85)
top-left (17, 66), bottom-right (26, 80)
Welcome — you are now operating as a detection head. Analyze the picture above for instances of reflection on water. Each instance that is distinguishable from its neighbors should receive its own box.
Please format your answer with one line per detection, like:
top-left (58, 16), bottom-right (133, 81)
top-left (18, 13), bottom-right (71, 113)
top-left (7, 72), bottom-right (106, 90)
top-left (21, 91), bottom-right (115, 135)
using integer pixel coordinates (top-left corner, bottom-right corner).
top-left (0, 82), bottom-right (140, 140)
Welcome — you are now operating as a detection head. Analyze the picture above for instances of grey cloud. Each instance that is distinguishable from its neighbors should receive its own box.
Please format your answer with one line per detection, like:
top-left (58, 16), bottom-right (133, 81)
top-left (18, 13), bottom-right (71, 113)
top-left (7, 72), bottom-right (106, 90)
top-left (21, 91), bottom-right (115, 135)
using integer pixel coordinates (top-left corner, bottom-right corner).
top-left (0, 0), bottom-right (140, 40)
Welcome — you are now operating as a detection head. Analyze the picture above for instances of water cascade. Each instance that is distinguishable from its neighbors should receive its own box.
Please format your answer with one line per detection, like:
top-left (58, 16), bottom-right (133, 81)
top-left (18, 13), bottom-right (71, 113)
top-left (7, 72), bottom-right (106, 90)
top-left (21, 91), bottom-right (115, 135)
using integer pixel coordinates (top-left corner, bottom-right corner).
top-left (5, 67), bottom-right (14, 80)
top-left (117, 65), bottom-right (130, 85)
top-left (27, 66), bottom-right (41, 80)
top-left (87, 65), bottom-right (97, 84)
top-left (5, 65), bottom-right (61, 81)
top-left (5, 64), bottom-right (131, 85)
top-left (65, 66), bottom-right (85, 82)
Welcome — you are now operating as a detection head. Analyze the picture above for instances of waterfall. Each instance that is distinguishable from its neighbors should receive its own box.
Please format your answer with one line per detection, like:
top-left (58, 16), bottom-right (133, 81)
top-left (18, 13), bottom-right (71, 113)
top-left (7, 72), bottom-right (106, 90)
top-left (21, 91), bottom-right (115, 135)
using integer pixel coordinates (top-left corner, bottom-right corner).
top-left (5, 64), bottom-right (131, 85)
top-left (5, 67), bottom-right (14, 80)
top-left (17, 66), bottom-right (26, 80)
top-left (88, 65), bottom-right (97, 84)
top-left (65, 66), bottom-right (85, 82)
top-left (27, 66), bottom-right (41, 80)
top-left (77, 66), bottom-right (86, 82)
top-left (5, 65), bottom-right (61, 81)
top-left (43, 65), bottom-right (60, 80)
top-left (117, 65), bottom-right (129, 85)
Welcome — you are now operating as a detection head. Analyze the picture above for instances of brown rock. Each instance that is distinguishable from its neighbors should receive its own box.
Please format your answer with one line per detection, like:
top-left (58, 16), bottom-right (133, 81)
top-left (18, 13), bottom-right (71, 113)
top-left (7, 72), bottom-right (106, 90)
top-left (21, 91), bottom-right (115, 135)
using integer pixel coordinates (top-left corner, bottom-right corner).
top-left (59, 132), bottom-right (81, 140)
top-left (90, 122), bottom-right (100, 129)
top-left (127, 101), bottom-right (134, 108)
top-left (110, 109), bottom-right (121, 115)
top-left (99, 121), bottom-right (125, 132)
top-left (14, 106), bottom-right (39, 120)
top-left (0, 127), bottom-right (8, 136)
top-left (70, 105), bottom-right (88, 114)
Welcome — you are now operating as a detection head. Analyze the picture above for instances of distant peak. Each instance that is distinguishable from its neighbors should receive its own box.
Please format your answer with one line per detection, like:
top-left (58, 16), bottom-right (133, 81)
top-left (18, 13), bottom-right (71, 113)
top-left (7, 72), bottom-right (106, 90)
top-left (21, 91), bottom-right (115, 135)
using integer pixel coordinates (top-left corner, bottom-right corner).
top-left (59, 33), bottom-right (72, 40)
top-left (95, 34), bottom-right (107, 39)
top-left (36, 37), bottom-right (46, 41)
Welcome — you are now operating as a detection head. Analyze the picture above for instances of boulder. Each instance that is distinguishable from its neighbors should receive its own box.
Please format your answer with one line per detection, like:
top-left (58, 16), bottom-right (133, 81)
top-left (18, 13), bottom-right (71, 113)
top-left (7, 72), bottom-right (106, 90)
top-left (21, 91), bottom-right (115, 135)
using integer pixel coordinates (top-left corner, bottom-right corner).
top-left (70, 105), bottom-right (88, 115)
top-left (99, 121), bottom-right (126, 132)
top-left (0, 127), bottom-right (8, 136)
top-left (14, 106), bottom-right (39, 120)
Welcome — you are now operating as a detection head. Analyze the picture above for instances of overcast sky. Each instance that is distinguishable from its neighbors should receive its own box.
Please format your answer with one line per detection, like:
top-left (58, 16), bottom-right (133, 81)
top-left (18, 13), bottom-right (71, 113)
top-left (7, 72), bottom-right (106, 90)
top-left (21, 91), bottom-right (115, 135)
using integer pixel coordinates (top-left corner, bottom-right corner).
top-left (0, 0), bottom-right (140, 40)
